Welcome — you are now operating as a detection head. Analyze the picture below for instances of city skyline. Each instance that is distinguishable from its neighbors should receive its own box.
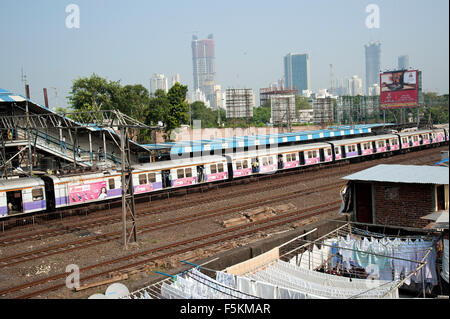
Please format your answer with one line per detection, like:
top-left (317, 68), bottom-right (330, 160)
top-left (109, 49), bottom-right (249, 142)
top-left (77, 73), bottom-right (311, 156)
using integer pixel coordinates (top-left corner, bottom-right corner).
top-left (0, 0), bottom-right (448, 108)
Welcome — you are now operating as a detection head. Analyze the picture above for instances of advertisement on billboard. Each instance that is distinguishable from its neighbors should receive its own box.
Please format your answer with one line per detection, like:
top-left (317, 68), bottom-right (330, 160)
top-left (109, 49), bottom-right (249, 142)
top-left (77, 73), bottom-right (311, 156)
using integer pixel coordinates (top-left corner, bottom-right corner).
top-left (69, 181), bottom-right (108, 203)
top-left (380, 70), bottom-right (418, 108)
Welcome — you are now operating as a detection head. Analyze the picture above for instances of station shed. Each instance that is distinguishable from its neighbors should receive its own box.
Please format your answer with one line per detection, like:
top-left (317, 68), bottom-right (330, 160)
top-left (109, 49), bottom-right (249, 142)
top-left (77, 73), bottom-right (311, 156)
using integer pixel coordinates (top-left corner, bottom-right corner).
top-left (342, 164), bottom-right (449, 228)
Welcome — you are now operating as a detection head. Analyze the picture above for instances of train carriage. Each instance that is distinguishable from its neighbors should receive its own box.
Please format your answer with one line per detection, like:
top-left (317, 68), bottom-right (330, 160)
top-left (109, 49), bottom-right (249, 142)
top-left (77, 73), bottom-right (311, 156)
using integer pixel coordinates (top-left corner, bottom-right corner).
top-left (0, 177), bottom-right (46, 217)
top-left (330, 134), bottom-right (399, 160)
top-left (226, 142), bottom-right (333, 178)
top-left (131, 155), bottom-right (228, 192)
top-left (397, 130), bottom-right (434, 149)
top-left (42, 171), bottom-right (122, 210)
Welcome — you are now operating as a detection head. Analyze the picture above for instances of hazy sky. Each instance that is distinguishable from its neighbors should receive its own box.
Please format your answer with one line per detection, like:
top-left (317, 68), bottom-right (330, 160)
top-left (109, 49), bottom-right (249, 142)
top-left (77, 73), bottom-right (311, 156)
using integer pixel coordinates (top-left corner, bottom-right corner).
top-left (1, 0), bottom-right (448, 108)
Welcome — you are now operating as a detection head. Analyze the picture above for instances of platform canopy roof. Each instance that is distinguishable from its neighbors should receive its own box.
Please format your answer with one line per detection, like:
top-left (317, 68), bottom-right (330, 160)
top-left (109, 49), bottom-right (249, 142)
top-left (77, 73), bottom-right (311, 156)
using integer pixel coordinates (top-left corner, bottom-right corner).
top-left (142, 124), bottom-right (386, 155)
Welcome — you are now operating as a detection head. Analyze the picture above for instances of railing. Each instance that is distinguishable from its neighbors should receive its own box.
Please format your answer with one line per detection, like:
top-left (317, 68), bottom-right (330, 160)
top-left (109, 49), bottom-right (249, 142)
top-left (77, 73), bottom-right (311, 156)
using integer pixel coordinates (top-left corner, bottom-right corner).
top-left (7, 128), bottom-right (120, 167)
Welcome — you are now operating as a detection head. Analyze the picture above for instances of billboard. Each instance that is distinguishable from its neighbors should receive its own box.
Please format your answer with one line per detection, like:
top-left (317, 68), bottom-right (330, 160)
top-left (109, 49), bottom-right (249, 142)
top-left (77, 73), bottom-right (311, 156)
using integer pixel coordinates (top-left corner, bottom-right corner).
top-left (380, 70), bottom-right (418, 109)
top-left (69, 181), bottom-right (108, 203)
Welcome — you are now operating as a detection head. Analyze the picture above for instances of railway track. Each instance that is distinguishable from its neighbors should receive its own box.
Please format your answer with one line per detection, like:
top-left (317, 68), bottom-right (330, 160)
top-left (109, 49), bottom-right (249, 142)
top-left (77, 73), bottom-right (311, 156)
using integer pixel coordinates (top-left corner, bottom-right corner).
top-left (0, 145), bottom-right (446, 234)
top-left (0, 200), bottom-right (341, 299)
top-left (0, 145), bottom-right (444, 243)
top-left (0, 182), bottom-right (343, 268)
top-left (0, 146), bottom-right (445, 299)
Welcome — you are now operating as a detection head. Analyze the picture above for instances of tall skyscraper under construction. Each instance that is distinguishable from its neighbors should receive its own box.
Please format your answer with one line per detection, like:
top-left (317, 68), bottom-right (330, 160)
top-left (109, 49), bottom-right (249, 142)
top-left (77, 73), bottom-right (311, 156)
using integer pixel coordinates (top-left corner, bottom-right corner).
top-left (364, 41), bottom-right (381, 95)
top-left (191, 34), bottom-right (217, 108)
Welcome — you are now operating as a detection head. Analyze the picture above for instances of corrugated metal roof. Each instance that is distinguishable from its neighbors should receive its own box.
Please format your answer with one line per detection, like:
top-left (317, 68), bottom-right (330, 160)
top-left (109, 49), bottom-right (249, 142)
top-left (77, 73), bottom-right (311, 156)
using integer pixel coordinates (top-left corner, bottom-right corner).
top-left (342, 164), bottom-right (449, 185)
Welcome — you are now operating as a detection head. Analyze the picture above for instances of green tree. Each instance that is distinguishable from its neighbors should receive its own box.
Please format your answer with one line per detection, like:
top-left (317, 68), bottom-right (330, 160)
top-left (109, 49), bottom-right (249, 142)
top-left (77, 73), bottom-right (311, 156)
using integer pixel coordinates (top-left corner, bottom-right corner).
top-left (67, 73), bottom-right (122, 113)
top-left (164, 83), bottom-right (189, 140)
top-left (251, 102), bottom-right (271, 126)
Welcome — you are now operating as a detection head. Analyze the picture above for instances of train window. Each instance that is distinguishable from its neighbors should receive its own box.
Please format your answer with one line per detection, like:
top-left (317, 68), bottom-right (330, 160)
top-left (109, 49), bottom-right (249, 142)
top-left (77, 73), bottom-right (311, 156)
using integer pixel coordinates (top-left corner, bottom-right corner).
top-left (312, 150), bottom-right (317, 158)
top-left (32, 188), bottom-right (43, 201)
top-left (262, 157), bottom-right (268, 166)
top-left (139, 174), bottom-right (147, 185)
top-left (210, 165), bottom-right (217, 174)
top-left (268, 157), bottom-right (273, 165)
top-left (148, 173), bottom-right (156, 183)
top-left (218, 163), bottom-right (224, 173)
top-left (236, 161), bottom-right (242, 170)
top-left (185, 168), bottom-right (192, 178)
top-left (335, 147), bottom-right (340, 154)
top-left (287, 154), bottom-right (292, 162)
top-left (413, 136), bottom-right (418, 142)
top-left (392, 139), bottom-right (398, 145)
top-left (243, 160), bottom-right (248, 169)
top-left (177, 169), bottom-right (185, 179)
top-left (326, 149), bottom-right (332, 156)
top-left (379, 141), bottom-right (385, 147)
top-left (109, 178), bottom-right (115, 189)
top-left (307, 151), bottom-right (312, 158)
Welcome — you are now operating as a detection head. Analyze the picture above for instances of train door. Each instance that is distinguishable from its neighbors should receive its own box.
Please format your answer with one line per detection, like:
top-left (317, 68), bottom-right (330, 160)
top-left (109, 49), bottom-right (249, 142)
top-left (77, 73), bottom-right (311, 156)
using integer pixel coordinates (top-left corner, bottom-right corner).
top-left (341, 146), bottom-right (347, 158)
top-left (355, 183), bottom-right (373, 223)
top-left (42, 176), bottom-right (55, 211)
top-left (357, 143), bottom-right (362, 156)
top-left (277, 154), bottom-right (283, 169)
top-left (197, 165), bottom-right (205, 183)
top-left (6, 190), bottom-right (23, 214)
top-left (319, 149), bottom-right (325, 163)
top-left (372, 141), bottom-right (377, 153)
top-left (162, 170), bottom-right (171, 188)
top-left (299, 151), bottom-right (305, 165)
top-left (385, 139), bottom-right (391, 151)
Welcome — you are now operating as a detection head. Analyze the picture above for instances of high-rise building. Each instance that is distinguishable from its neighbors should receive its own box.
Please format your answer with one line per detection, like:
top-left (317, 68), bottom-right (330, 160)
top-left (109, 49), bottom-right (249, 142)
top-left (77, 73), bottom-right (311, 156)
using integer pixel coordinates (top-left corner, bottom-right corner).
top-left (171, 74), bottom-right (181, 87)
top-left (190, 88), bottom-right (211, 108)
top-left (151, 73), bottom-right (168, 94)
top-left (364, 41), bottom-right (381, 95)
top-left (284, 53), bottom-right (310, 93)
top-left (347, 75), bottom-right (363, 96)
top-left (192, 34), bottom-right (216, 107)
top-left (398, 55), bottom-right (409, 70)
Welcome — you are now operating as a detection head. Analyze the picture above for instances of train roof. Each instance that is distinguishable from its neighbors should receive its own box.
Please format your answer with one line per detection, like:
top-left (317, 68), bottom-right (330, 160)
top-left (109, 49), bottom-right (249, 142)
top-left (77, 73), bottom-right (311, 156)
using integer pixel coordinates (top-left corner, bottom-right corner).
top-left (0, 177), bottom-right (44, 190)
top-left (330, 134), bottom-right (398, 146)
top-left (132, 155), bottom-right (227, 171)
top-left (225, 143), bottom-right (332, 160)
top-left (396, 129), bottom-right (434, 136)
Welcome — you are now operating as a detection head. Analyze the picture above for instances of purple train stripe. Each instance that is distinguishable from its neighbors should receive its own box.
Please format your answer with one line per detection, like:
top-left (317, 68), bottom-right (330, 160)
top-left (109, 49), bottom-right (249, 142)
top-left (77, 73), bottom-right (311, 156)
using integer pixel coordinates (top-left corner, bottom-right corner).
top-left (346, 151), bottom-right (359, 157)
top-left (23, 200), bottom-right (46, 211)
top-left (56, 196), bottom-right (69, 206)
top-left (107, 188), bottom-right (123, 197)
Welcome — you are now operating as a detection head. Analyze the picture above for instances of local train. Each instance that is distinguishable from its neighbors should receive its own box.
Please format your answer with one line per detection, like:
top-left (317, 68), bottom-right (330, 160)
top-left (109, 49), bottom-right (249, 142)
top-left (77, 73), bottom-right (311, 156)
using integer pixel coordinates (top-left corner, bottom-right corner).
top-left (0, 127), bottom-right (448, 218)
